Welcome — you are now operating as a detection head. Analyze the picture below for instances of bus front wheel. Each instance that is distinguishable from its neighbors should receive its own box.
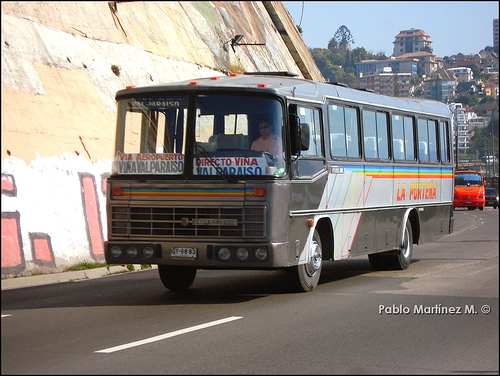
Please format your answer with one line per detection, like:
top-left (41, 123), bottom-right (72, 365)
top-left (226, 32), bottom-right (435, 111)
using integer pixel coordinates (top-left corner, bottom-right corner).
top-left (286, 229), bottom-right (322, 292)
top-left (158, 265), bottom-right (197, 291)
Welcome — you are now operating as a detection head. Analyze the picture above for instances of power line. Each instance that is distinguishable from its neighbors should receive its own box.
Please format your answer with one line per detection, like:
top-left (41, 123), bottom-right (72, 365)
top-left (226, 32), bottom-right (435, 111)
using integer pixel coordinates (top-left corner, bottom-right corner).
top-left (298, 1), bottom-right (305, 28)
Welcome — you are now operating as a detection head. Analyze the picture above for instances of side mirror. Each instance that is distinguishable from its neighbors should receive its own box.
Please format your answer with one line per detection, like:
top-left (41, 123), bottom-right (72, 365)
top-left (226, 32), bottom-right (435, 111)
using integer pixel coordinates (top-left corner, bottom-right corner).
top-left (289, 113), bottom-right (301, 155)
top-left (289, 114), bottom-right (311, 155)
top-left (299, 123), bottom-right (310, 151)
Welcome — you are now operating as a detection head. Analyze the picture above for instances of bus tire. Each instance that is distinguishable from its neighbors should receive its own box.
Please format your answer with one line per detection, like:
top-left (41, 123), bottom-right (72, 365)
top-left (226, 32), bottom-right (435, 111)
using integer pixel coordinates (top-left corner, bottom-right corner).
top-left (388, 220), bottom-right (413, 270)
top-left (158, 265), bottom-right (197, 291)
top-left (286, 229), bottom-right (322, 292)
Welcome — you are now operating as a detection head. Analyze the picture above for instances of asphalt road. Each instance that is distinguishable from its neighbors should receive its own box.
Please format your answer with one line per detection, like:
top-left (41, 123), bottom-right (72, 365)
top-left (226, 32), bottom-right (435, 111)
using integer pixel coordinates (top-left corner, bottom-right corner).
top-left (1, 208), bottom-right (498, 374)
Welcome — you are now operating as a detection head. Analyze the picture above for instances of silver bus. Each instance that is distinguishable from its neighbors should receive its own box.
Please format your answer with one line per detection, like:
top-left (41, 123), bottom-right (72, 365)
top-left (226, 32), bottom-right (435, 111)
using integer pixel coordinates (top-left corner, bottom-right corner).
top-left (104, 72), bottom-right (454, 292)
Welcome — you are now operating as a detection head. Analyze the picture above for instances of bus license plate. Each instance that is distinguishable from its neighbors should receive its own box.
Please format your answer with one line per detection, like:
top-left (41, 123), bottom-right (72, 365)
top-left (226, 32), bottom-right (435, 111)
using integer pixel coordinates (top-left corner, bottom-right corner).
top-left (171, 247), bottom-right (197, 259)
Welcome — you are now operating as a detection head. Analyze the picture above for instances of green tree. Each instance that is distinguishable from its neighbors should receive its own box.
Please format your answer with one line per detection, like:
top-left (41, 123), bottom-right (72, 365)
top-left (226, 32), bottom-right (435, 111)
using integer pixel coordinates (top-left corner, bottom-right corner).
top-left (479, 96), bottom-right (496, 105)
top-left (469, 125), bottom-right (499, 161)
top-left (454, 94), bottom-right (480, 106)
top-left (422, 45), bottom-right (433, 53)
top-left (312, 25), bottom-right (391, 86)
top-left (333, 25), bottom-right (355, 51)
top-left (327, 38), bottom-right (339, 51)
top-left (310, 48), bottom-right (345, 82)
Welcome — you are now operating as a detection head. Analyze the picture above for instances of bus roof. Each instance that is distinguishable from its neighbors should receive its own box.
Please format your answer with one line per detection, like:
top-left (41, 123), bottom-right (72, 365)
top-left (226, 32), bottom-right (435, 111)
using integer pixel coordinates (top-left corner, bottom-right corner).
top-left (117, 73), bottom-right (452, 118)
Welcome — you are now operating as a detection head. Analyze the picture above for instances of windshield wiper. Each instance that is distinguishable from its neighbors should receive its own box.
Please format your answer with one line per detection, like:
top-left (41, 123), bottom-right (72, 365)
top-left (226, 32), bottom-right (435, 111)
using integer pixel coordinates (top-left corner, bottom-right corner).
top-left (194, 143), bottom-right (236, 183)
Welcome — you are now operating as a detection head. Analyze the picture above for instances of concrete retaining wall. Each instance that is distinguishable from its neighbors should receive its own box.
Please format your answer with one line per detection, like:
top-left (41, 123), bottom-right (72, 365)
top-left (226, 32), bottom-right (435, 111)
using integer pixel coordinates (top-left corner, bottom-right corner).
top-left (1, 1), bottom-right (322, 278)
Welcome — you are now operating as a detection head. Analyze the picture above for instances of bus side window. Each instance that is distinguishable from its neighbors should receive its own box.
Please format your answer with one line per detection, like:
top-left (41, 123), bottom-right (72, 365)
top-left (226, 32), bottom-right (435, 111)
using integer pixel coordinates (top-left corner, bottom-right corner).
top-left (328, 104), bottom-right (347, 157)
top-left (362, 109), bottom-right (377, 159)
top-left (377, 112), bottom-right (389, 159)
top-left (419, 141), bottom-right (428, 161)
top-left (428, 120), bottom-right (438, 162)
top-left (393, 139), bottom-right (404, 160)
top-left (391, 114), bottom-right (404, 161)
top-left (403, 116), bottom-right (415, 161)
top-left (439, 121), bottom-right (450, 163)
top-left (345, 107), bottom-right (360, 158)
top-left (296, 106), bottom-right (322, 156)
top-left (364, 137), bottom-right (377, 159)
top-left (417, 118), bottom-right (429, 162)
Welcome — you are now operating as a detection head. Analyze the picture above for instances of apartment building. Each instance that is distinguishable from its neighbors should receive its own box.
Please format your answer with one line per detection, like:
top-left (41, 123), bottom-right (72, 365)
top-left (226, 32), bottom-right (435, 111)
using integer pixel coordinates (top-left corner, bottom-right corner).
top-left (393, 28), bottom-right (433, 57)
top-left (467, 110), bottom-right (491, 129)
top-left (355, 57), bottom-right (418, 77)
top-left (423, 69), bottom-right (457, 103)
top-left (355, 71), bottom-right (412, 97)
top-left (394, 51), bottom-right (441, 75)
top-left (448, 103), bottom-right (469, 152)
top-left (446, 67), bottom-right (474, 83)
top-left (494, 19), bottom-right (498, 51)
top-left (483, 81), bottom-right (499, 97)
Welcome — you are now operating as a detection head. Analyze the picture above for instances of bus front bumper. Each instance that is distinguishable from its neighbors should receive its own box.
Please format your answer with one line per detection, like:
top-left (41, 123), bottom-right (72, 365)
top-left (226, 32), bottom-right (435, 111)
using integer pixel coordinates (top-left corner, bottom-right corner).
top-left (104, 240), bottom-right (291, 269)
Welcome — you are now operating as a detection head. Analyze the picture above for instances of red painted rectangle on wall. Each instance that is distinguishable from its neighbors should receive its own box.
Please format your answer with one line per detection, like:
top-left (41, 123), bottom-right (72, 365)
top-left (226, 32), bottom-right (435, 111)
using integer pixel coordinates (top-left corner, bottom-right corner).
top-left (1, 216), bottom-right (23, 268)
top-left (80, 174), bottom-right (104, 258)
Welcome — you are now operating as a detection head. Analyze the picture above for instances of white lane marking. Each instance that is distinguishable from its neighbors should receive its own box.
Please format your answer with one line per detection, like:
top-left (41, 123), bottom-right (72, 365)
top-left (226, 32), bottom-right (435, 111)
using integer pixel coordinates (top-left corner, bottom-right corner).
top-left (2, 314), bottom-right (12, 318)
top-left (95, 316), bottom-right (243, 353)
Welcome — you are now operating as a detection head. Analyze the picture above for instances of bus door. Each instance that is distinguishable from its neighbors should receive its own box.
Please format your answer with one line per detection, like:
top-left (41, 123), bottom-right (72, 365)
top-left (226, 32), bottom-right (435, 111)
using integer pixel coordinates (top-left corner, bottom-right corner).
top-left (289, 105), bottom-right (328, 263)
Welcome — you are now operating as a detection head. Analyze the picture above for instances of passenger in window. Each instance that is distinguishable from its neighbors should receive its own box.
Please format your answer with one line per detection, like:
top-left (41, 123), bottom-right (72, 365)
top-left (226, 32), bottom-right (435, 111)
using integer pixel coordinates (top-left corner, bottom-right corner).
top-left (251, 121), bottom-right (282, 157)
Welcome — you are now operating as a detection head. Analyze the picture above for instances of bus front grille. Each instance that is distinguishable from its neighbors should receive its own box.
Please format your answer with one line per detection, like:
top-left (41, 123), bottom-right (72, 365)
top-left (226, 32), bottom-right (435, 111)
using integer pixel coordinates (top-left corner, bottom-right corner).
top-left (110, 206), bottom-right (266, 239)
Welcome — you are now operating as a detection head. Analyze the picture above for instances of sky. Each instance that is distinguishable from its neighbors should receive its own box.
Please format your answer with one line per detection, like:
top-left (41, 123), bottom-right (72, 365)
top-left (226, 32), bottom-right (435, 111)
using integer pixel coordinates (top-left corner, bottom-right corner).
top-left (283, 1), bottom-right (499, 58)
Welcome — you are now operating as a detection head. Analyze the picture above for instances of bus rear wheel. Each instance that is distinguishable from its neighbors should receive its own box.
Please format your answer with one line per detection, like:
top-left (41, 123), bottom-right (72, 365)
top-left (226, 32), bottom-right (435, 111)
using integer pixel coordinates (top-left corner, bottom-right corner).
top-left (388, 220), bottom-right (413, 270)
top-left (286, 229), bottom-right (322, 292)
top-left (158, 265), bottom-right (197, 291)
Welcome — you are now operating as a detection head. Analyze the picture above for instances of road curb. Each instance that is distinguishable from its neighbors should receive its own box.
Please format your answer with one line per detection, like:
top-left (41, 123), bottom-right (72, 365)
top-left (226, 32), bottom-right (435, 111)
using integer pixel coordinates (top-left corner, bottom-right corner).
top-left (1, 265), bottom-right (133, 291)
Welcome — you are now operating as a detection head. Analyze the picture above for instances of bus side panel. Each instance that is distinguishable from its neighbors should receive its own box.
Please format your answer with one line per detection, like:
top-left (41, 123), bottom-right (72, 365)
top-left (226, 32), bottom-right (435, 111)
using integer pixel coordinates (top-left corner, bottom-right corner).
top-left (417, 204), bottom-right (453, 244)
top-left (289, 173), bottom-right (328, 265)
top-left (363, 165), bottom-right (398, 255)
top-left (441, 167), bottom-right (454, 203)
top-left (324, 165), bottom-right (366, 210)
top-left (323, 165), bottom-right (366, 259)
top-left (327, 212), bottom-right (363, 259)
top-left (417, 166), bottom-right (453, 240)
top-left (393, 165), bottom-right (415, 206)
top-left (363, 165), bottom-right (394, 208)
top-left (375, 208), bottom-right (400, 252)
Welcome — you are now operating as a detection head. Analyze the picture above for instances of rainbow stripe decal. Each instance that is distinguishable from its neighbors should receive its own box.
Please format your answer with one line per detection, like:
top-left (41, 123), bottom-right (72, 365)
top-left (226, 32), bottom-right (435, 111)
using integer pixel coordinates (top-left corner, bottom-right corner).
top-left (359, 166), bottom-right (454, 179)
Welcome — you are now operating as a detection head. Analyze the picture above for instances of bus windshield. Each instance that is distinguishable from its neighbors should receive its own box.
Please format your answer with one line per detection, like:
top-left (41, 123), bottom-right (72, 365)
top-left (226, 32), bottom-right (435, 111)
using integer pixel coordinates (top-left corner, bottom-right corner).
top-left (112, 94), bottom-right (285, 177)
top-left (455, 172), bottom-right (483, 187)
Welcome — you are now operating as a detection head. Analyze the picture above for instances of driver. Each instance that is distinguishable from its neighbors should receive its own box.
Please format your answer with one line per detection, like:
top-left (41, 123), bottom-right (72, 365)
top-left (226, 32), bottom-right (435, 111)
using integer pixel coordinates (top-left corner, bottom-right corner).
top-left (251, 121), bottom-right (282, 157)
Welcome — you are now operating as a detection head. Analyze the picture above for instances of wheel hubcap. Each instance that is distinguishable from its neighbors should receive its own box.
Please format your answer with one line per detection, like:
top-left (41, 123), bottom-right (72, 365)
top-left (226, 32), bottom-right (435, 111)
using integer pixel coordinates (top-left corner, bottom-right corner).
top-left (305, 240), bottom-right (322, 277)
top-left (401, 227), bottom-right (410, 259)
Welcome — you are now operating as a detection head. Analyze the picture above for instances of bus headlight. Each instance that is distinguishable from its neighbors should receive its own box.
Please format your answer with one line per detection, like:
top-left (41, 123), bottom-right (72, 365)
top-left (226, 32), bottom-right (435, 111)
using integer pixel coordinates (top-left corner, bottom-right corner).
top-left (110, 246), bottom-right (122, 258)
top-left (255, 247), bottom-right (268, 261)
top-left (142, 246), bottom-right (154, 258)
top-left (126, 246), bottom-right (138, 258)
top-left (218, 247), bottom-right (231, 261)
top-left (236, 248), bottom-right (249, 261)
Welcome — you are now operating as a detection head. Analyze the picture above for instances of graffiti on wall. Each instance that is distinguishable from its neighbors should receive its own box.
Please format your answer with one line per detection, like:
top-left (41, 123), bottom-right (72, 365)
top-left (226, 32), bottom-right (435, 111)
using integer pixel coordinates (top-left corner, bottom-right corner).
top-left (1, 156), bottom-right (111, 277)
